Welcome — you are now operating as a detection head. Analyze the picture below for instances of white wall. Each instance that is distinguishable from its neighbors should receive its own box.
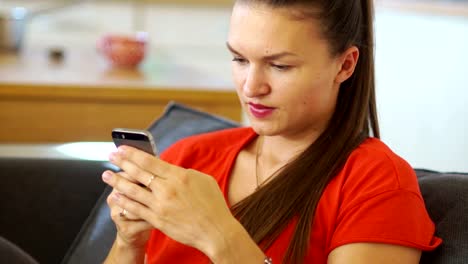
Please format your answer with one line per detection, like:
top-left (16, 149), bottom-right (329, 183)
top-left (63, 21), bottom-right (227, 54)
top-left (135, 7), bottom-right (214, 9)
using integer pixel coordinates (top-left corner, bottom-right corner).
top-left (375, 9), bottom-right (468, 172)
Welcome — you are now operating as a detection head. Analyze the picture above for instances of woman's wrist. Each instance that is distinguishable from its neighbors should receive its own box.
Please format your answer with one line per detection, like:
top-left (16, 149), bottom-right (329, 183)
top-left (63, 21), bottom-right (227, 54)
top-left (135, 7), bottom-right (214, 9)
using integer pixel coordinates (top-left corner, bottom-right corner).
top-left (108, 235), bottom-right (147, 263)
top-left (115, 230), bottom-right (151, 250)
top-left (206, 218), bottom-right (265, 264)
top-left (116, 234), bottom-right (144, 249)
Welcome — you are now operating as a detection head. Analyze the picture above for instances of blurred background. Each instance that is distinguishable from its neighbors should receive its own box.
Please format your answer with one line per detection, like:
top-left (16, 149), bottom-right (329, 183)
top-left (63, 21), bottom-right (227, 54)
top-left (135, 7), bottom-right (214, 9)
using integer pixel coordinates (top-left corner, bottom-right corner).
top-left (0, 0), bottom-right (467, 172)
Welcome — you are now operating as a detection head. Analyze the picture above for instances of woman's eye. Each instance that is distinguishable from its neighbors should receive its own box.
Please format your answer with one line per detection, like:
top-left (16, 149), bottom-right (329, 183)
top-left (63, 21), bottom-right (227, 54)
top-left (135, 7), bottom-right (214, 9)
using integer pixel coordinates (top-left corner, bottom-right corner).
top-left (232, 57), bottom-right (248, 64)
top-left (271, 63), bottom-right (292, 71)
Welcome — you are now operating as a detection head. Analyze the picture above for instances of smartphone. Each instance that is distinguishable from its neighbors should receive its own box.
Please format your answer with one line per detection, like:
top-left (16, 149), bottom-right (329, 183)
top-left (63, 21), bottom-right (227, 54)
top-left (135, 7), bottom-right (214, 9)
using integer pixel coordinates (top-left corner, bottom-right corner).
top-left (111, 128), bottom-right (158, 156)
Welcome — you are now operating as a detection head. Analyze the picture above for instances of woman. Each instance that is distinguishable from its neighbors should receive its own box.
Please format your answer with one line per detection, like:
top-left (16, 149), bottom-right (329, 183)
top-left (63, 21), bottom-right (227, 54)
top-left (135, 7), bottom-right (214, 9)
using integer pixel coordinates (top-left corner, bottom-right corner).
top-left (102, 0), bottom-right (441, 263)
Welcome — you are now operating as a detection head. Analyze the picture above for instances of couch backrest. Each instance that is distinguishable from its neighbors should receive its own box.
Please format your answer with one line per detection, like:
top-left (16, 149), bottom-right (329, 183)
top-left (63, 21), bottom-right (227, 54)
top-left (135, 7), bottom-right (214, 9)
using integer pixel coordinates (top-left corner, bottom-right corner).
top-left (417, 169), bottom-right (468, 264)
top-left (0, 158), bottom-right (107, 264)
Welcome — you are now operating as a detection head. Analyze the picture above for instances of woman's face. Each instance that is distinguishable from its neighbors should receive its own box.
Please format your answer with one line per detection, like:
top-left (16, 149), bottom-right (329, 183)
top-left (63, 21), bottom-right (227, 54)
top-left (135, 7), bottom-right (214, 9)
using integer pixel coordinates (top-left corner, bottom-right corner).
top-left (228, 3), bottom-right (345, 139)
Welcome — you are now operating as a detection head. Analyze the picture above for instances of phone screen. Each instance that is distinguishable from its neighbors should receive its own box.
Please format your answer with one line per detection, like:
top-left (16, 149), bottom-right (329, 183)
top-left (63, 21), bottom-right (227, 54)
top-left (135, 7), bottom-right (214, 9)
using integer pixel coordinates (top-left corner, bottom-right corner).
top-left (112, 128), bottom-right (157, 156)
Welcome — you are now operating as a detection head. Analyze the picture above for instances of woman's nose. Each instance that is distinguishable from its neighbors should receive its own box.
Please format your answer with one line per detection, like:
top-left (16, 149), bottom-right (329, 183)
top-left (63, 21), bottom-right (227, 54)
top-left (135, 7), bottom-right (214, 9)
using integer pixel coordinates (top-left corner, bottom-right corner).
top-left (243, 67), bottom-right (270, 98)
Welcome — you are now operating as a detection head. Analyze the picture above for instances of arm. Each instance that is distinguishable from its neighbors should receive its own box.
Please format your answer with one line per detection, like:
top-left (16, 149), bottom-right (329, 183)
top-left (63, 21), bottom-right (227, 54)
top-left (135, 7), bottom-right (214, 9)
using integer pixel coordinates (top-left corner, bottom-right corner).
top-left (204, 216), bottom-right (266, 264)
top-left (328, 243), bottom-right (421, 264)
top-left (103, 236), bottom-right (146, 264)
top-left (101, 176), bottom-right (153, 264)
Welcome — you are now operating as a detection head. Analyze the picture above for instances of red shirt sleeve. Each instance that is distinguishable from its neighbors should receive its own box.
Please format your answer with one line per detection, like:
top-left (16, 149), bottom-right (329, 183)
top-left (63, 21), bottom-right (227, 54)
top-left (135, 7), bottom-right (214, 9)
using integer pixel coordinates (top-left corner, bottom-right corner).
top-left (327, 140), bottom-right (442, 254)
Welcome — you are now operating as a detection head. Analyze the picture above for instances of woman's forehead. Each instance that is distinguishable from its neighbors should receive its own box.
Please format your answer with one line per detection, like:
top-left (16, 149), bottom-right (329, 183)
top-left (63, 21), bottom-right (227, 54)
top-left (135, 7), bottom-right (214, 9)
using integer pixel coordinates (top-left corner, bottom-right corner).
top-left (228, 3), bottom-right (326, 57)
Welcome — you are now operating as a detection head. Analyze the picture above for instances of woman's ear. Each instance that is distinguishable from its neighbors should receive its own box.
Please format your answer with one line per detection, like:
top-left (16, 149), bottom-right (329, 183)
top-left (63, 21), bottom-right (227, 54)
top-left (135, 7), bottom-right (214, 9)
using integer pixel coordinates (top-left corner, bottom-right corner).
top-left (335, 46), bottom-right (359, 84)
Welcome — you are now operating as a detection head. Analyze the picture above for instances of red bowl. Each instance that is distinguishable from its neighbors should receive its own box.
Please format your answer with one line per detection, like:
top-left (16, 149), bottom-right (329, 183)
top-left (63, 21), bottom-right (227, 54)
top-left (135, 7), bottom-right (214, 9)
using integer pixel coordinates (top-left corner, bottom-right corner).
top-left (98, 32), bottom-right (148, 68)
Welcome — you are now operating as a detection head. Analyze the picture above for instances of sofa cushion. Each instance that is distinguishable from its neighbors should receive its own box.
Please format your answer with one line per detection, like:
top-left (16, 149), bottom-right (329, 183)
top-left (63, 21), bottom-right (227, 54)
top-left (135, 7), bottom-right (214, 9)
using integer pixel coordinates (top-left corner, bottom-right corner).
top-left (416, 169), bottom-right (468, 264)
top-left (61, 102), bottom-right (240, 264)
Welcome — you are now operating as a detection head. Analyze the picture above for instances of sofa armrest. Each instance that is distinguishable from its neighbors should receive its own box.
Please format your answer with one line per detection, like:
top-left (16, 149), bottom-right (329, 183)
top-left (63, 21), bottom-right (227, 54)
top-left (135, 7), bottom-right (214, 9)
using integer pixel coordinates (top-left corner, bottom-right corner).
top-left (61, 186), bottom-right (115, 264)
top-left (0, 158), bottom-right (108, 264)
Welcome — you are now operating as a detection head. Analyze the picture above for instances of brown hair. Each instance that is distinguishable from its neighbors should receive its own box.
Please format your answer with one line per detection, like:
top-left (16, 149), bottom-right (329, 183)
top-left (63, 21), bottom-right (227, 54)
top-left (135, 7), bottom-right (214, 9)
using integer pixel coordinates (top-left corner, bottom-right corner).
top-left (231, 0), bottom-right (379, 263)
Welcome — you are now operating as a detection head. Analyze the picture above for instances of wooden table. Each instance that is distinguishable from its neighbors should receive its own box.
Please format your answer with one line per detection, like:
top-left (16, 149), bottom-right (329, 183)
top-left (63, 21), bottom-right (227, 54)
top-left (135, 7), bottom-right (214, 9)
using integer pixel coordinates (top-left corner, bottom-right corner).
top-left (0, 2), bottom-right (240, 143)
top-left (0, 46), bottom-right (240, 143)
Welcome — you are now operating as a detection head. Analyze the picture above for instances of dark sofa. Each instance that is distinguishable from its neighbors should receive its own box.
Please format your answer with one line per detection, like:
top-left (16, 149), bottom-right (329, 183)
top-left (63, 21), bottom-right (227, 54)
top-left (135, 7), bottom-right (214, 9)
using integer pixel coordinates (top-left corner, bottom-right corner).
top-left (1, 102), bottom-right (467, 264)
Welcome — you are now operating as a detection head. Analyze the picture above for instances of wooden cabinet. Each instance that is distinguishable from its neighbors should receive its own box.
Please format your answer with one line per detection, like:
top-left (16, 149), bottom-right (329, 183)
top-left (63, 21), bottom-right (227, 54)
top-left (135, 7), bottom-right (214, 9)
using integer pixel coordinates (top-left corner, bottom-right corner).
top-left (0, 51), bottom-right (241, 143)
top-left (0, 2), bottom-right (240, 143)
top-left (0, 45), bottom-right (240, 143)
top-left (0, 82), bottom-right (240, 143)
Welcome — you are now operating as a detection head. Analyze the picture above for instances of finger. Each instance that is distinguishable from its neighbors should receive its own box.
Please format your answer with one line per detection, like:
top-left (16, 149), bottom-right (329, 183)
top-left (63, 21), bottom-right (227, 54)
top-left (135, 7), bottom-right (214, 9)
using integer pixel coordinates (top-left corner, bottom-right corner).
top-left (103, 171), bottom-right (153, 206)
top-left (113, 146), bottom-right (173, 179)
top-left (112, 206), bottom-right (140, 221)
top-left (116, 171), bottom-right (147, 188)
top-left (116, 171), bottom-right (131, 181)
top-left (113, 172), bottom-right (138, 194)
top-left (109, 188), bottom-right (155, 224)
top-left (108, 152), bottom-right (166, 189)
top-left (107, 190), bottom-right (140, 221)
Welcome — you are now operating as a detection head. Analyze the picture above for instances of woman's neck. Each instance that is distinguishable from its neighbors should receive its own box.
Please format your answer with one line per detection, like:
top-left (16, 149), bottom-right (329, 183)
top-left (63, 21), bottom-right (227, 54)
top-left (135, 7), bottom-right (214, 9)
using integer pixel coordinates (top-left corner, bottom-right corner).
top-left (256, 132), bottom-right (319, 184)
top-left (262, 131), bottom-right (318, 162)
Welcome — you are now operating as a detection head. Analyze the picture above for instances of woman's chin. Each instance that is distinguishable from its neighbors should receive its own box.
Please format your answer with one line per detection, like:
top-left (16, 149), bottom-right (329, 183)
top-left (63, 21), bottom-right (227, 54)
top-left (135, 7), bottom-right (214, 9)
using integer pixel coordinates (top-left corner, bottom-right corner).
top-left (250, 122), bottom-right (280, 136)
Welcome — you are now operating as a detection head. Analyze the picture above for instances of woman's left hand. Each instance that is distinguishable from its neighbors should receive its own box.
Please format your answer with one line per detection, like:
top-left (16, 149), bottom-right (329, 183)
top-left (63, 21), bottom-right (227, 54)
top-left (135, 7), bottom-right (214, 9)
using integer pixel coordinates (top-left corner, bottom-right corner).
top-left (102, 146), bottom-right (238, 258)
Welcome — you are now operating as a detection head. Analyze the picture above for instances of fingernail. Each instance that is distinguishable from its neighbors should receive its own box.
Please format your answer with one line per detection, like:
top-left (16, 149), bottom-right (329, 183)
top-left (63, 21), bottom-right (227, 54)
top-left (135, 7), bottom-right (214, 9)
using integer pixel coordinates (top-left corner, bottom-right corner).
top-left (103, 171), bottom-right (113, 181)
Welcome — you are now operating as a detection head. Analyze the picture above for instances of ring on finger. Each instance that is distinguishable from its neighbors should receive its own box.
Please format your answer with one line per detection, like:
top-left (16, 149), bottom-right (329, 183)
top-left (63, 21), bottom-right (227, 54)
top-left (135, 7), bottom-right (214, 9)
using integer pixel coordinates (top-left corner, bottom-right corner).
top-left (146, 175), bottom-right (155, 188)
top-left (119, 208), bottom-right (128, 218)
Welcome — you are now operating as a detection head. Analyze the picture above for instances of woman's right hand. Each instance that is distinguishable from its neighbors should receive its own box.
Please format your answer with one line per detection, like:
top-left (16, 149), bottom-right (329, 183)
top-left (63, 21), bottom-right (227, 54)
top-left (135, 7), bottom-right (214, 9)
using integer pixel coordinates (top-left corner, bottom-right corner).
top-left (106, 172), bottom-right (153, 249)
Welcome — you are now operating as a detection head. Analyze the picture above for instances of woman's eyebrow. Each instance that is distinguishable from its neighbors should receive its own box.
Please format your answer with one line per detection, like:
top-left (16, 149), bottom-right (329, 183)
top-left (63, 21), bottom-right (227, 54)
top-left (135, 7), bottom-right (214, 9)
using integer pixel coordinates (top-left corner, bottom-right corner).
top-left (226, 42), bottom-right (298, 60)
top-left (226, 42), bottom-right (242, 55)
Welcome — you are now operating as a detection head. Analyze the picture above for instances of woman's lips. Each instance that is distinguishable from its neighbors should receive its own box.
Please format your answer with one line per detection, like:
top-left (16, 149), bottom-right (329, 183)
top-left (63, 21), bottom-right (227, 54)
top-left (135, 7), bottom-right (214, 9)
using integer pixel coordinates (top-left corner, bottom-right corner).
top-left (248, 103), bottom-right (275, 118)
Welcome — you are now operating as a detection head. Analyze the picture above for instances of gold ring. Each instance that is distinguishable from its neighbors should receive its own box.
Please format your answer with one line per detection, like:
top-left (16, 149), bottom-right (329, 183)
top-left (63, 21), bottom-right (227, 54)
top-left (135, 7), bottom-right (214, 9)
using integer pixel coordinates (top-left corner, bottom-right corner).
top-left (119, 208), bottom-right (127, 218)
top-left (146, 175), bottom-right (155, 187)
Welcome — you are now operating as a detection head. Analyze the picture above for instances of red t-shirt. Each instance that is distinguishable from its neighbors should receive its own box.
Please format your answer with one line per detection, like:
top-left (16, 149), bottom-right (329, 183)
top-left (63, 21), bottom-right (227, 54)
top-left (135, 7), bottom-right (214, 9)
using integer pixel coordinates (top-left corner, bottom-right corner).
top-left (146, 127), bottom-right (441, 263)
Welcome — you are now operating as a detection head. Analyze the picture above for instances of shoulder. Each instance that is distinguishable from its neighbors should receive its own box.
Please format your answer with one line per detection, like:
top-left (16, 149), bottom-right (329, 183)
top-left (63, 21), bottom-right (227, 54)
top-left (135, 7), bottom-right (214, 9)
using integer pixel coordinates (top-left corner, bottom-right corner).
top-left (341, 137), bottom-right (417, 192)
top-left (160, 127), bottom-right (256, 166)
top-left (324, 138), bottom-right (422, 217)
top-left (323, 138), bottom-right (441, 253)
top-left (353, 138), bottom-right (413, 173)
top-left (328, 138), bottom-right (422, 210)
